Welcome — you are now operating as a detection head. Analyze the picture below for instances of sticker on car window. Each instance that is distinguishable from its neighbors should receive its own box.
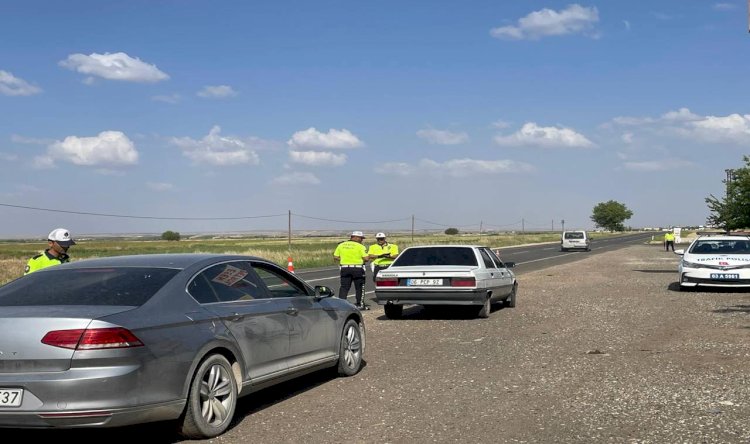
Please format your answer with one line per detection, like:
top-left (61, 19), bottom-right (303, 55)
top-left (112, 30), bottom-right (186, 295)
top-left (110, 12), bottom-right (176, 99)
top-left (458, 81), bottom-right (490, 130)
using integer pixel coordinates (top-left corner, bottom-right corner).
top-left (212, 265), bottom-right (249, 287)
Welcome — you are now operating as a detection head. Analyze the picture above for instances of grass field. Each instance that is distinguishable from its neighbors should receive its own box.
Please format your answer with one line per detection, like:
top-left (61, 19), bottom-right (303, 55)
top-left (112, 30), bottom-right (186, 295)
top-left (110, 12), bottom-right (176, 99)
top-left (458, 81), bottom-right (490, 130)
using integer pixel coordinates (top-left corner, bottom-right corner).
top-left (0, 231), bottom-right (631, 285)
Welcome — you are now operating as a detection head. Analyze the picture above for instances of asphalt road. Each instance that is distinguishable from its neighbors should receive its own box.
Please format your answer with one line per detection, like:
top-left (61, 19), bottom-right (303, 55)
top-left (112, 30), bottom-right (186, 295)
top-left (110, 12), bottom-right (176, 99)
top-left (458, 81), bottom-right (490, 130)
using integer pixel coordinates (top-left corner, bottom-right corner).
top-left (294, 232), bottom-right (656, 305)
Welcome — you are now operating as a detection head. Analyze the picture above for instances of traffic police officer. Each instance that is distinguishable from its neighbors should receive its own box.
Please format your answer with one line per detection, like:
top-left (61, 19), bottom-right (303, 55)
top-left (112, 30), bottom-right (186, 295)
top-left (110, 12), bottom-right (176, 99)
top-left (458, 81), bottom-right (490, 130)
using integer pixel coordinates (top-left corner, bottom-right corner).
top-left (367, 232), bottom-right (399, 282)
top-left (664, 230), bottom-right (675, 252)
top-left (25, 228), bottom-right (76, 275)
top-left (333, 231), bottom-right (370, 309)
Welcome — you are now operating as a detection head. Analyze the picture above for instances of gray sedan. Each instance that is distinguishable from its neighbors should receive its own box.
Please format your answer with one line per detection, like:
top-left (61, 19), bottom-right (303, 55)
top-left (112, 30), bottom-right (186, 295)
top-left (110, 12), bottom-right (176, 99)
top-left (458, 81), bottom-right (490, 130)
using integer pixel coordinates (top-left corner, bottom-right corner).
top-left (0, 254), bottom-right (365, 438)
top-left (374, 245), bottom-right (517, 319)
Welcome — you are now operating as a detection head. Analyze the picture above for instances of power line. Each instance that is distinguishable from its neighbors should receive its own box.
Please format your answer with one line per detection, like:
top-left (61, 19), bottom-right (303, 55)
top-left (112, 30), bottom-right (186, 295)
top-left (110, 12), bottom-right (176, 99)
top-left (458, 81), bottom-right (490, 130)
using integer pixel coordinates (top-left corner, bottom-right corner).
top-left (0, 203), bottom-right (287, 221)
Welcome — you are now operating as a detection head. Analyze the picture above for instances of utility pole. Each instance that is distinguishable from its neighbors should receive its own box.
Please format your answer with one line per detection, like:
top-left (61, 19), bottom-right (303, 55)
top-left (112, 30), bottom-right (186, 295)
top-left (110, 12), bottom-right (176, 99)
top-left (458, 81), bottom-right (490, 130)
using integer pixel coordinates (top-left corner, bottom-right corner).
top-left (287, 210), bottom-right (291, 253)
top-left (561, 219), bottom-right (565, 232)
top-left (411, 214), bottom-right (415, 242)
top-left (552, 219), bottom-right (554, 231)
top-left (479, 220), bottom-right (483, 237)
top-left (522, 218), bottom-right (525, 234)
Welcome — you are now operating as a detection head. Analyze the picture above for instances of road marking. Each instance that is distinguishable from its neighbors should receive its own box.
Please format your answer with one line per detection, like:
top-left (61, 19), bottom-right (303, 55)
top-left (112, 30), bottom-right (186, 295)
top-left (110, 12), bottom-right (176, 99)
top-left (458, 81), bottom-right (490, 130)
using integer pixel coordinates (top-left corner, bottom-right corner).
top-left (542, 247), bottom-right (556, 250)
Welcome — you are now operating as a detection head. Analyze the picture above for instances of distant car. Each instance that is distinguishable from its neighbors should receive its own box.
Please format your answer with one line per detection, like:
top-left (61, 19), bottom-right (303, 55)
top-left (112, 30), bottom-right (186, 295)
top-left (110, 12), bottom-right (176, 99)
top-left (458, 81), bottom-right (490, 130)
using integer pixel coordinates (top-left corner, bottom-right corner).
top-left (0, 254), bottom-right (364, 438)
top-left (374, 245), bottom-right (517, 319)
top-left (675, 234), bottom-right (750, 291)
top-left (561, 230), bottom-right (590, 252)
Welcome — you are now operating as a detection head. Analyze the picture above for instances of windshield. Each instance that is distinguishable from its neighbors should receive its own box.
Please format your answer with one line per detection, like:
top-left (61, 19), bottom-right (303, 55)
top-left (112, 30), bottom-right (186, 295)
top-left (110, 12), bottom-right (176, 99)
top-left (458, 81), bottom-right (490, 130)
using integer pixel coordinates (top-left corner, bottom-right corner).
top-left (393, 247), bottom-right (478, 266)
top-left (564, 232), bottom-right (585, 239)
top-left (689, 239), bottom-right (750, 255)
top-left (0, 267), bottom-right (180, 306)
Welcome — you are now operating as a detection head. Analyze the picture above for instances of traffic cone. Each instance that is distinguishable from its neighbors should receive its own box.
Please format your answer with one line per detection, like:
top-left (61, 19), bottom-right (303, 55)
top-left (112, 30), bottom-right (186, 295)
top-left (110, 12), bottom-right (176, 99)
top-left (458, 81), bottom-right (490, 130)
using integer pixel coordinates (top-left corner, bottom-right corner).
top-left (287, 256), bottom-right (295, 273)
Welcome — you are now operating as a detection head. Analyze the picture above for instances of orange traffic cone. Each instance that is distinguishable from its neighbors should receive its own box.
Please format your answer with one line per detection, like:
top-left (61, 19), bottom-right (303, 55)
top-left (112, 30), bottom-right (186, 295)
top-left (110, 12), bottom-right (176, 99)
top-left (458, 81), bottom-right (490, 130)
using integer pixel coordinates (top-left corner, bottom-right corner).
top-left (287, 256), bottom-right (295, 273)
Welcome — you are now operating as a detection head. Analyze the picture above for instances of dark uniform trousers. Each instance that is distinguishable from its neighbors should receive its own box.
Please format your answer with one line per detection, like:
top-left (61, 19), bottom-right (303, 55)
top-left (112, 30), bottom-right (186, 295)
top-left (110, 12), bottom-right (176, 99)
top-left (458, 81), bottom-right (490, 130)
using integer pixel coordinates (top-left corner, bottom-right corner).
top-left (339, 266), bottom-right (365, 305)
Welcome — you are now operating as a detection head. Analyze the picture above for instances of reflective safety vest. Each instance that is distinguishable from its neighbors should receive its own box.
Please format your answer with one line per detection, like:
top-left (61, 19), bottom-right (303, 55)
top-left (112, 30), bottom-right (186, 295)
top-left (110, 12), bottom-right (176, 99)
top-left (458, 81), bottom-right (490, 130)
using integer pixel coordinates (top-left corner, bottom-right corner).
top-left (664, 233), bottom-right (675, 242)
top-left (367, 242), bottom-right (399, 266)
top-left (334, 240), bottom-right (368, 265)
top-left (24, 250), bottom-right (70, 275)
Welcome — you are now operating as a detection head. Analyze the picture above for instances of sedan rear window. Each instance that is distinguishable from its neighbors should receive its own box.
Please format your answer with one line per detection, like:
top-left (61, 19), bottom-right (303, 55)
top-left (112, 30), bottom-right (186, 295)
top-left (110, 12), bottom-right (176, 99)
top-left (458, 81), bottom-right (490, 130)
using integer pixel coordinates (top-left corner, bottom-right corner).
top-left (393, 247), bottom-right (478, 266)
top-left (564, 232), bottom-right (585, 239)
top-left (0, 267), bottom-right (180, 307)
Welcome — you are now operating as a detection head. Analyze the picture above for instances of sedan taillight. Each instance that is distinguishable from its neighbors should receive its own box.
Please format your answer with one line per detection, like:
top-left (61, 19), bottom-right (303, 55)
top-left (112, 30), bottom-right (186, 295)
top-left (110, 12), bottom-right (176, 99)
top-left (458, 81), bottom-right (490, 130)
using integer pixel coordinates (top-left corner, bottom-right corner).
top-left (376, 278), bottom-right (398, 287)
top-left (42, 328), bottom-right (144, 350)
top-left (451, 278), bottom-right (476, 287)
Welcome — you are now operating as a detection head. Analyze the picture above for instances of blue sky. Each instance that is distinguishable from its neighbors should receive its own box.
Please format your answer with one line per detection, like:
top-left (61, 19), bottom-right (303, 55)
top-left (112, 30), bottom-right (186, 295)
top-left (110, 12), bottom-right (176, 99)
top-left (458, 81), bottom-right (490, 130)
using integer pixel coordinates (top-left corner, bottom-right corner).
top-left (0, 1), bottom-right (747, 237)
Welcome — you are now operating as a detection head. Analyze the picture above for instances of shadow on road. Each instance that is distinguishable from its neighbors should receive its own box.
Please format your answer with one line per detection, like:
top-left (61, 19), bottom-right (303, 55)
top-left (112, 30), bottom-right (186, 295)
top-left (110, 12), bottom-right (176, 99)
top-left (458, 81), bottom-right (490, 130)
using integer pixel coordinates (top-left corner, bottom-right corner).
top-left (712, 304), bottom-right (750, 314)
top-left (668, 281), bottom-right (750, 294)
top-left (633, 269), bottom-right (675, 274)
top-left (376, 304), bottom-right (507, 321)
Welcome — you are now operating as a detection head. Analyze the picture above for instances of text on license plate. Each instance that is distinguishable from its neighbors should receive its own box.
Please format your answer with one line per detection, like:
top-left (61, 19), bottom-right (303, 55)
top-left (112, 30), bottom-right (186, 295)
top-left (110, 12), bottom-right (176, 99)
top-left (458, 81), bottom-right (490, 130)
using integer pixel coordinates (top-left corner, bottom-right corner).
top-left (407, 279), bottom-right (443, 286)
top-left (710, 273), bottom-right (740, 280)
top-left (0, 389), bottom-right (23, 407)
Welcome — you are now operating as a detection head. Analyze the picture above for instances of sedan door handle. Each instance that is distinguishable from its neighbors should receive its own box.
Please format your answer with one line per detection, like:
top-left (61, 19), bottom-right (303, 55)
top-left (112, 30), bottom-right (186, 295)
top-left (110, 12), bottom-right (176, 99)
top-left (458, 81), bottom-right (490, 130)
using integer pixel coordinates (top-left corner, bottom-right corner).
top-left (286, 307), bottom-right (299, 316)
top-left (490, 273), bottom-right (494, 277)
top-left (229, 312), bottom-right (245, 321)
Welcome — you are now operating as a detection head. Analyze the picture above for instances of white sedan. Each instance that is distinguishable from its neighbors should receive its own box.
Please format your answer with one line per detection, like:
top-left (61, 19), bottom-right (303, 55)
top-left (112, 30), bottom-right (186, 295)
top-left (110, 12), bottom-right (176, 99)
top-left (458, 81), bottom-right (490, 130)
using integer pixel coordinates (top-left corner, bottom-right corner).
top-left (675, 234), bottom-right (750, 290)
top-left (374, 245), bottom-right (517, 319)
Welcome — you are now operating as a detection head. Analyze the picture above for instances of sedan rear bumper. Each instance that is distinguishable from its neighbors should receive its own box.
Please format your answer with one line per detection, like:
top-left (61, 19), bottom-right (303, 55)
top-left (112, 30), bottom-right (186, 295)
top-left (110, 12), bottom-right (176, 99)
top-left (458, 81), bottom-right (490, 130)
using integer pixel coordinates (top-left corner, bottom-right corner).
top-left (0, 400), bottom-right (184, 428)
top-left (375, 289), bottom-right (486, 306)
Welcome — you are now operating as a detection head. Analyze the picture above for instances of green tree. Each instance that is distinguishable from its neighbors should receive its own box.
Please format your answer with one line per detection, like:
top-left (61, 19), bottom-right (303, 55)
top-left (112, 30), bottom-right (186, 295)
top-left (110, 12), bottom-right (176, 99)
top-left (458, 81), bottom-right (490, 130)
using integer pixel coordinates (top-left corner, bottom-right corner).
top-left (590, 200), bottom-right (633, 231)
top-left (705, 156), bottom-right (750, 232)
top-left (161, 230), bottom-right (181, 241)
top-left (444, 228), bottom-right (459, 235)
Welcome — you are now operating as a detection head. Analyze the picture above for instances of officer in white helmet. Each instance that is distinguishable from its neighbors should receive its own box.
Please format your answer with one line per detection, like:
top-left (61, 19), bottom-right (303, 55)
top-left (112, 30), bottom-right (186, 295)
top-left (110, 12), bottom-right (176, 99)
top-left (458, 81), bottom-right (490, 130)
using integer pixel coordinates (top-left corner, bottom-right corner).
top-left (333, 231), bottom-right (371, 309)
top-left (367, 232), bottom-right (399, 282)
top-left (24, 228), bottom-right (77, 275)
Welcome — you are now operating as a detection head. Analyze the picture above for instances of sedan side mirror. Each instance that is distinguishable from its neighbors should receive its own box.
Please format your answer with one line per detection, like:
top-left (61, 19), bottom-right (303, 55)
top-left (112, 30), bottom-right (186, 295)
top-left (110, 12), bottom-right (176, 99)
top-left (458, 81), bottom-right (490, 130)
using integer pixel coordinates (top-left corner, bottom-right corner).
top-left (315, 285), bottom-right (335, 298)
top-left (504, 262), bottom-right (516, 268)
top-left (673, 249), bottom-right (685, 256)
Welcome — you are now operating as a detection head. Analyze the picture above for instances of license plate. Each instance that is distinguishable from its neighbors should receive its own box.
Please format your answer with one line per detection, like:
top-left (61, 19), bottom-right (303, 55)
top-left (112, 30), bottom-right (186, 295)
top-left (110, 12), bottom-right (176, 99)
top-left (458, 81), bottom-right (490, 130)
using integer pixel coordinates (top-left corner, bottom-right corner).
top-left (710, 273), bottom-right (740, 280)
top-left (0, 389), bottom-right (23, 407)
top-left (407, 279), bottom-right (443, 286)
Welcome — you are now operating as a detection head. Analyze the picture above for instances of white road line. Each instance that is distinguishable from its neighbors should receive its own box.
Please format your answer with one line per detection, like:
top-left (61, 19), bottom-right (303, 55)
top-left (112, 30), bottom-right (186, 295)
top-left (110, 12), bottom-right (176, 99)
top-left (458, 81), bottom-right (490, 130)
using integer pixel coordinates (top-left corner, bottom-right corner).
top-left (542, 247), bottom-right (556, 250)
top-left (304, 276), bottom-right (339, 283)
top-left (516, 255), bottom-right (568, 265)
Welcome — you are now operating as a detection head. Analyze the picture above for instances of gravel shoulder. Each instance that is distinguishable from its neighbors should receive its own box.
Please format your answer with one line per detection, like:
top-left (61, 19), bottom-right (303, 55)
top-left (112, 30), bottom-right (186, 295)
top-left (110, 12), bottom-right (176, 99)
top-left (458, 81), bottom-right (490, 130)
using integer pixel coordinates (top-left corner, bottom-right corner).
top-left (212, 243), bottom-right (749, 444)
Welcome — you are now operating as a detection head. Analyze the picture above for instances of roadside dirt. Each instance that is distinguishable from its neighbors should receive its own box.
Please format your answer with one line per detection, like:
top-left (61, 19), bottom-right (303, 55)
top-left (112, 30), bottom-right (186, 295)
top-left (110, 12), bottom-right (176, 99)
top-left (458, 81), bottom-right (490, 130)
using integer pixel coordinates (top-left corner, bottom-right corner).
top-left (12, 244), bottom-right (750, 443)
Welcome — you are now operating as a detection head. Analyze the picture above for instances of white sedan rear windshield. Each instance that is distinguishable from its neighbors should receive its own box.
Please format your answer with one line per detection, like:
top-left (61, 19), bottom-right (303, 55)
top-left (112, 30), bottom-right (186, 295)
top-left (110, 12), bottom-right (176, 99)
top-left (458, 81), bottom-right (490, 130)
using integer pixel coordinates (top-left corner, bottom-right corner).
top-left (689, 239), bottom-right (750, 255)
top-left (0, 267), bottom-right (180, 306)
top-left (394, 247), bottom-right (478, 266)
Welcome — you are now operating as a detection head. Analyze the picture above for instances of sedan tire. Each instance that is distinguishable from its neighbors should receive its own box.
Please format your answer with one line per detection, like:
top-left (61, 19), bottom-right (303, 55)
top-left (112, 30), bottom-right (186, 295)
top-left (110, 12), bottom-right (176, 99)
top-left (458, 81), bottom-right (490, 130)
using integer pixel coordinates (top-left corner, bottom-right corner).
top-left (506, 283), bottom-right (517, 308)
top-left (477, 296), bottom-right (491, 318)
top-left (337, 319), bottom-right (363, 376)
top-left (179, 354), bottom-right (238, 439)
top-left (383, 303), bottom-right (403, 319)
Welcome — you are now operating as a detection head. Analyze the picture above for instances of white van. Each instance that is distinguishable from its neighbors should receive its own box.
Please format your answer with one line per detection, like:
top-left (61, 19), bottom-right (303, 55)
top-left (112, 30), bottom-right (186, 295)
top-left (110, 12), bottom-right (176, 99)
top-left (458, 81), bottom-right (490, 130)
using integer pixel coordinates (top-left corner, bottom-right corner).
top-left (561, 230), bottom-right (590, 252)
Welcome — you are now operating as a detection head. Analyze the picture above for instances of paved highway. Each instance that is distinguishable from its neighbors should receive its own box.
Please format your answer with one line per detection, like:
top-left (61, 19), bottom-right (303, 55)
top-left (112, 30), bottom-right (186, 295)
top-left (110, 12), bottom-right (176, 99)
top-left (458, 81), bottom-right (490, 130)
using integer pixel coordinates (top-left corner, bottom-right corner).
top-left (294, 232), bottom-right (657, 306)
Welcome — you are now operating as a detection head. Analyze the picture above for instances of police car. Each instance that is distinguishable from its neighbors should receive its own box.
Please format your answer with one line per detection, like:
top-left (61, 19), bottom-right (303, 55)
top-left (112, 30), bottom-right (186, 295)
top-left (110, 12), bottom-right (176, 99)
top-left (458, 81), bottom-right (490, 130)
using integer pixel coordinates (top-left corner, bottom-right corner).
top-left (675, 234), bottom-right (750, 290)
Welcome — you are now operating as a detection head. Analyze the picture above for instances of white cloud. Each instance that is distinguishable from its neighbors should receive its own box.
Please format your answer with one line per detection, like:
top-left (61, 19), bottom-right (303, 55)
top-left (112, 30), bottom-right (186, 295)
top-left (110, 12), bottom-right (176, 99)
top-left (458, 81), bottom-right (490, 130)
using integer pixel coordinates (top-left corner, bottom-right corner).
top-left (289, 150), bottom-right (347, 166)
top-left (623, 159), bottom-right (693, 172)
top-left (416, 128), bottom-right (469, 145)
top-left (490, 4), bottom-right (599, 40)
top-left (197, 85), bottom-right (238, 99)
top-left (609, 108), bottom-right (750, 145)
top-left (623, 20), bottom-right (631, 30)
top-left (621, 132), bottom-right (634, 144)
top-left (375, 158), bottom-right (534, 178)
top-left (42, 131), bottom-right (138, 167)
top-left (661, 107), bottom-right (701, 122)
top-left (32, 155), bottom-right (55, 169)
top-left (59, 52), bottom-right (169, 83)
top-left (272, 172), bottom-right (321, 185)
top-left (494, 122), bottom-right (594, 148)
top-left (713, 3), bottom-right (736, 10)
top-left (147, 182), bottom-right (175, 191)
top-left (287, 127), bottom-right (364, 149)
top-left (0, 152), bottom-right (18, 161)
top-left (152, 94), bottom-right (181, 104)
top-left (170, 126), bottom-right (262, 166)
top-left (0, 70), bottom-right (42, 96)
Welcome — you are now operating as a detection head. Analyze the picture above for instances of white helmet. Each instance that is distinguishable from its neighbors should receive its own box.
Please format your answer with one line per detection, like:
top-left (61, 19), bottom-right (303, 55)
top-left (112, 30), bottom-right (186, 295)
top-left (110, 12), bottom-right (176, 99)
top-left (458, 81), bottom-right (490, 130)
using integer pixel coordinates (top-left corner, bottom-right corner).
top-left (376, 232), bottom-right (386, 239)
